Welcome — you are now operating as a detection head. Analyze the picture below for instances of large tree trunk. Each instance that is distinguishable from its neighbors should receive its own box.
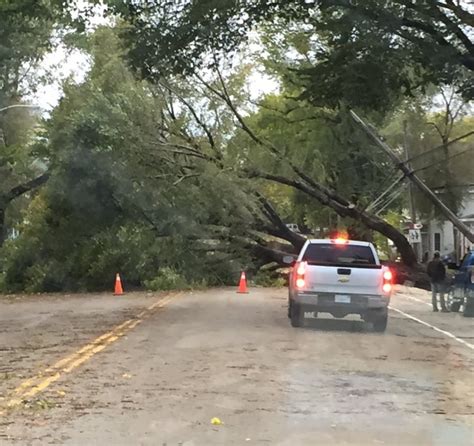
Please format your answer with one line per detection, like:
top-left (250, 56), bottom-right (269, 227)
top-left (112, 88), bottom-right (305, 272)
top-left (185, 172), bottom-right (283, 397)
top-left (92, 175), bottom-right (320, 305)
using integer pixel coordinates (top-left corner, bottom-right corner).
top-left (250, 170), bottom-right (418, 266)
top-left (255, 194), bottom-right (306, 251)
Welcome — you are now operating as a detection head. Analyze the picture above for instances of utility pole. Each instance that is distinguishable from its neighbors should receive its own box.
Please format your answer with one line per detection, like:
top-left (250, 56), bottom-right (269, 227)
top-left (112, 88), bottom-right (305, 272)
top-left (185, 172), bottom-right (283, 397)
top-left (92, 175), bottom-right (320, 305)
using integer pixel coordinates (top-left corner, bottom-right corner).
top-left (403, 120), bottom-right (420, 261)
top-left (350, 110), bottom-right (474, 244)
top-left (403, 120), bottom-right (417, 224)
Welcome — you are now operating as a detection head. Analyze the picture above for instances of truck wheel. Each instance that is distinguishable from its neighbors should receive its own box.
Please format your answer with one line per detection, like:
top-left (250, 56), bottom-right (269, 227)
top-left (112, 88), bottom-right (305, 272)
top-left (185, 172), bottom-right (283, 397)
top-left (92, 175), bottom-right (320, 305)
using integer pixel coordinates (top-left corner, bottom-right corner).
top-left (373, 314), bottom-right (388, 332)
top-left (463, 297), bottom-right (474, 318)
top-left (290, 302), bottom-right (302, 327)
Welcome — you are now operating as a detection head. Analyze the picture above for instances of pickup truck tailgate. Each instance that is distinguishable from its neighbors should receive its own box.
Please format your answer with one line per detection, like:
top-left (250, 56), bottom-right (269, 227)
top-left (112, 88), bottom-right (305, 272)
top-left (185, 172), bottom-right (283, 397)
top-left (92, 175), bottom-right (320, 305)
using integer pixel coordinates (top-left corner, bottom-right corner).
top-left (305, 265), bottom-right (382, 295)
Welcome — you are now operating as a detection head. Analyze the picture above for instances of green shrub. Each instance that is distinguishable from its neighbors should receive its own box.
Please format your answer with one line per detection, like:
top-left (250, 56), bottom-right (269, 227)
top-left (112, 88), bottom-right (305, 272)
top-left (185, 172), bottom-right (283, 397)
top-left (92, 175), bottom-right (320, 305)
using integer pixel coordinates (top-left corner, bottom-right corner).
top-left (254, 269), bottom-right (287, 287)
top-left (24, 261), bottom-right (67, 293)
top-left (144, 267), bottom-right (190, 291)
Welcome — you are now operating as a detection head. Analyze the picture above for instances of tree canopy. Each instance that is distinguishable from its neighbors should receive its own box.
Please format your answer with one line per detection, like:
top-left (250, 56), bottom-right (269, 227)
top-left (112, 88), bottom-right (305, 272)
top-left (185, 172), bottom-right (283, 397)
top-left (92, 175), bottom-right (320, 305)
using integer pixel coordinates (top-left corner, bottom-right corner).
top-left (107, 0), bottom-right (474, 111)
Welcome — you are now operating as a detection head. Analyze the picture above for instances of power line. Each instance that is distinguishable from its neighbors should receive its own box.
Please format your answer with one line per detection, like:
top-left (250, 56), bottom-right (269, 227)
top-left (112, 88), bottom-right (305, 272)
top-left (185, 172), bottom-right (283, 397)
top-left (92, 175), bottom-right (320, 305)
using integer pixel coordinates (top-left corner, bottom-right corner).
top-left (366, 173), bottom-right (406, 212)
top-left (375, 182), bottom-right (409, 216)
top-left (406, 130), bottom-right (474, 164)
top-left (413, 146), bottom-right (474, 174)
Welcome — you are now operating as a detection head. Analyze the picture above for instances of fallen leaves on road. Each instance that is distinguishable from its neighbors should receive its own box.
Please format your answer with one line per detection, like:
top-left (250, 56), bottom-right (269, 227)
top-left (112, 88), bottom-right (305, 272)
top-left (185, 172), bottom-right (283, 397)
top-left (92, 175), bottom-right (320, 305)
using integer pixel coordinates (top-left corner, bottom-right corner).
top-left (211, 417), bottom-right (223, 425)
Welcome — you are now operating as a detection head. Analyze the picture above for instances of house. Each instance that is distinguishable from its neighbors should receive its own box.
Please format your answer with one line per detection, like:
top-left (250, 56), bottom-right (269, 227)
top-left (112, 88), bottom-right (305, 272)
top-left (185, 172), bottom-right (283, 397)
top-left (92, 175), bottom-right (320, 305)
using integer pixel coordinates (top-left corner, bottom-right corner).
top-left (421, 185), bottom-right (474, 263)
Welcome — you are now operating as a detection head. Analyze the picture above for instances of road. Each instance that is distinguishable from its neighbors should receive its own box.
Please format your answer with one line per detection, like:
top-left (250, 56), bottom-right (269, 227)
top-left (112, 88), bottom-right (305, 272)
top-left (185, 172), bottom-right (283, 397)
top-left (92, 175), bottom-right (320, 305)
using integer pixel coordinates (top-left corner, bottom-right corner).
top-left (0, 287), bottom-right (473, 445)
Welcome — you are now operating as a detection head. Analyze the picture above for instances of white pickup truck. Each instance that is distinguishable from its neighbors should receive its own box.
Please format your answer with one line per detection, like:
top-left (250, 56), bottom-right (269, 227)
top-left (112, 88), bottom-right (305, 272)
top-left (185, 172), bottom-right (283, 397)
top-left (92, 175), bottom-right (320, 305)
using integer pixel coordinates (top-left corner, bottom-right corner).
top-left (287, 238), bottom-right (393, 332)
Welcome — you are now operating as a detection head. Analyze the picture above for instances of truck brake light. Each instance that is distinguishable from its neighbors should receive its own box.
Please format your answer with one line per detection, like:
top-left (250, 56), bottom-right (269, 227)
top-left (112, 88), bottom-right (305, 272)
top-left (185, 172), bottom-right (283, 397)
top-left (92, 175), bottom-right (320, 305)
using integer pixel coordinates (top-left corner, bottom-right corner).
top-left (295, 261), bottom-right (307, 289)
top-left (296, 261), bottom-right (307, 276)
top-left (383, 268), bottom-right (393, 293)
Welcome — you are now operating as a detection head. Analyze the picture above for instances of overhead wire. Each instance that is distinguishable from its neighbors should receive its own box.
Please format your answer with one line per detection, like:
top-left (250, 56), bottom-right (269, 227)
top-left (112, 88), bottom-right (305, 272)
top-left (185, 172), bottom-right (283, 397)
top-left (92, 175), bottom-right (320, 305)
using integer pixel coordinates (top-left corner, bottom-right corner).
top-left (413, 146), bottom-right (474, 174)
top-left (406, 130), bottom-right (474, 164)
top-left (375, 182), bottom-right (409, 215)
top-left (366, 173), bottom-right (406, 212)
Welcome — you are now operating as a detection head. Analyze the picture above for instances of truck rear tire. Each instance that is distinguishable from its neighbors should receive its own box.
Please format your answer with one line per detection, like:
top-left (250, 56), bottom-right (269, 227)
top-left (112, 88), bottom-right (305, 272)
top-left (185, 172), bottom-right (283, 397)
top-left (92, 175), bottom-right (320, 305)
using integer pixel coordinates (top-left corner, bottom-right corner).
top-left (373, 314), bottom-right (388, 332)
top-left (290, 301), bottom-right (302, 327)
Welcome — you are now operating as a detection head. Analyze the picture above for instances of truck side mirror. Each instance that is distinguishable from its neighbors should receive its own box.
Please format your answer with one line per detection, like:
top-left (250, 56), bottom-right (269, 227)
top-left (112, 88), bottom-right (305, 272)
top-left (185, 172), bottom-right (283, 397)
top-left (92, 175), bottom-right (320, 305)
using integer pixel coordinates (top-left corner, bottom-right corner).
top-left (282, 255), bottom-right (296, 266)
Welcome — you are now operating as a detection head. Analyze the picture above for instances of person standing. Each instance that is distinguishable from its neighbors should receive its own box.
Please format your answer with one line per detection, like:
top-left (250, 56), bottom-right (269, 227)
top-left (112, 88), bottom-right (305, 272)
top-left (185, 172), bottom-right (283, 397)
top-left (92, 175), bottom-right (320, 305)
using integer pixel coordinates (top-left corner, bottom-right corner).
top-left (427, 252), bottom-right (448, 312)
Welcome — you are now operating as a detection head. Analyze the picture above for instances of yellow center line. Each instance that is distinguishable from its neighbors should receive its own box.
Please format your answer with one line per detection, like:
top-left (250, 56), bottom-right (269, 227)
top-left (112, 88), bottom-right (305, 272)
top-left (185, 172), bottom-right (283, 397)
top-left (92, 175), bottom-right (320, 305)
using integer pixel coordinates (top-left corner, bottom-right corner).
top-left (2, 293), bottom-right (177, 413)
top-left (11, 319), bottom-right (136, 396)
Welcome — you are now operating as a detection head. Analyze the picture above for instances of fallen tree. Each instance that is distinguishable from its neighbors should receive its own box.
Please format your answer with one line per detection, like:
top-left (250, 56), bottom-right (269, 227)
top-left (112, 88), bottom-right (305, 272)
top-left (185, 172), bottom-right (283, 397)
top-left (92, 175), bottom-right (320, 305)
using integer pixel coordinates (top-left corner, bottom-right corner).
top-left (182, 69), bottom-right (419, 267)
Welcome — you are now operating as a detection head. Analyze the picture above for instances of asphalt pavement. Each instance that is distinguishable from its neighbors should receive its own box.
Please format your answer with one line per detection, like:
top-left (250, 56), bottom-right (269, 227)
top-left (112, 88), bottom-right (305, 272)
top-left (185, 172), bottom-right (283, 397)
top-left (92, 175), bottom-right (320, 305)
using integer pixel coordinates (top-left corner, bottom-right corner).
top-left (0, 286), bottom-right (473, 445)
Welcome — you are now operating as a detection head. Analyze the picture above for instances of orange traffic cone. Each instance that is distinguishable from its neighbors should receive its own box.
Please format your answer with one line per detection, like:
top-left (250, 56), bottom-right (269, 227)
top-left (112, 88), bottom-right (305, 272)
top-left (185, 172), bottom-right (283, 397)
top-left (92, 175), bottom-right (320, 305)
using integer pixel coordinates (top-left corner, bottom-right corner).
top-left (114, 273), bottom-right (124, 295)
top-left (237, 271), bottom-right (248, 294)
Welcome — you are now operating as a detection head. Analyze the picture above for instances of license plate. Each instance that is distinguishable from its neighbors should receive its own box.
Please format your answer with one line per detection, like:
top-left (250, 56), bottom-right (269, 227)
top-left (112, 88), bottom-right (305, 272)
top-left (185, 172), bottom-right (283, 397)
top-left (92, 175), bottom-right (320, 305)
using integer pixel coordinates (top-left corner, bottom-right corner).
top-left (335, 295), bottom-right (351, 303)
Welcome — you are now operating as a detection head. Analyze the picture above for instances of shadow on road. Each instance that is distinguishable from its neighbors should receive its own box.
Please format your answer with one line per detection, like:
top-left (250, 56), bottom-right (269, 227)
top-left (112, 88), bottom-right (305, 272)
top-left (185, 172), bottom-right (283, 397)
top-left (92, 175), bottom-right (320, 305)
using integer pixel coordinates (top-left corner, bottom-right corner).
top-left (301, 317), bottom-right (371, 333)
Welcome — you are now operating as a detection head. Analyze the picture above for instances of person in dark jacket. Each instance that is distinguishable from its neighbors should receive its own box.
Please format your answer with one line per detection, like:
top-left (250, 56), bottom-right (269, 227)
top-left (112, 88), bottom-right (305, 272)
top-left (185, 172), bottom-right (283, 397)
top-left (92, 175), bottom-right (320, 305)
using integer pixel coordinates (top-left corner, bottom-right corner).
top-left (427, 252), bottom-right (448, 312)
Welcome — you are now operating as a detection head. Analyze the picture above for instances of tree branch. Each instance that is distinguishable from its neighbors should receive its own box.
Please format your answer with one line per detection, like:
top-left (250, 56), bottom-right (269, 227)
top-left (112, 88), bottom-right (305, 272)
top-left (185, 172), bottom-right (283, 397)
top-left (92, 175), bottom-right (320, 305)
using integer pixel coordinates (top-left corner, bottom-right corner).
top-left (158, 80), bottom-right (222, 160)
top-left (400, 0), bottom-right (474, 55)
top-left (3, 172), bottom-right (49, 203)
top-left (436, 1), bottom-right (474, 27)
top-left (246, 168), bottom-right (417, 266)
top-left (173, 172), bottom-right (200, 186)
top-left (256, 193), bottom-right (306, 250)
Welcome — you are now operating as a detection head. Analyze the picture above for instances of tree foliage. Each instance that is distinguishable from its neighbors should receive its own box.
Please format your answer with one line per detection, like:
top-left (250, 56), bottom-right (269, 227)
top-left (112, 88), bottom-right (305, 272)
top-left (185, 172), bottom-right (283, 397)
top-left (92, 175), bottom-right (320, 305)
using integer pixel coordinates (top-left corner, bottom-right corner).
top-left (0, 29), bottom-right (270, 291)
top-left (0, 0), bottom-right (59, 245)
top-left (106, 0), bottom-right (474, 111)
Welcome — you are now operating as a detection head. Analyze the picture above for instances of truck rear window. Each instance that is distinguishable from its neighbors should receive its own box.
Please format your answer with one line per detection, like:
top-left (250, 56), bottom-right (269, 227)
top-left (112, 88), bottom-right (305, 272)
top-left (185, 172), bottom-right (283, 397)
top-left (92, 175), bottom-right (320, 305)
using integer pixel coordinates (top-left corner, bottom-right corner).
top-left (302, 243), bottom-right (377, 267)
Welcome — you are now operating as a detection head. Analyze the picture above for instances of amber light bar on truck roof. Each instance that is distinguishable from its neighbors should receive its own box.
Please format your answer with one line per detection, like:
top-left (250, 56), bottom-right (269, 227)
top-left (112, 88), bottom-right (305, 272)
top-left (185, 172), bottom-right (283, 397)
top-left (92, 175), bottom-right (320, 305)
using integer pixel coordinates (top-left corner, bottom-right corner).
top-left (330, 233), bottom-right (349, 245)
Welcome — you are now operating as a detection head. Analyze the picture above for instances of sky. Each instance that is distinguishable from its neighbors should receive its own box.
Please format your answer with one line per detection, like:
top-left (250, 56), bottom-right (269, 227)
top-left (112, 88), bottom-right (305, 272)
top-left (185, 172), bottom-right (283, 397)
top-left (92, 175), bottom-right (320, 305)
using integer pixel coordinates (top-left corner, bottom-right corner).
top-left (33, 46), bottom-right (91, 110)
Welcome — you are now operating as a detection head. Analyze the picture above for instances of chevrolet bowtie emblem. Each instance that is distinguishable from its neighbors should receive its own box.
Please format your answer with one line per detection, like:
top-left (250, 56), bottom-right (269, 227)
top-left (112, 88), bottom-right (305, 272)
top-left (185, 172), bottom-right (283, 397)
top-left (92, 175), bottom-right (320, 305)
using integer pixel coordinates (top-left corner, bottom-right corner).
top-left (338, 276), bottom-right (349, 283)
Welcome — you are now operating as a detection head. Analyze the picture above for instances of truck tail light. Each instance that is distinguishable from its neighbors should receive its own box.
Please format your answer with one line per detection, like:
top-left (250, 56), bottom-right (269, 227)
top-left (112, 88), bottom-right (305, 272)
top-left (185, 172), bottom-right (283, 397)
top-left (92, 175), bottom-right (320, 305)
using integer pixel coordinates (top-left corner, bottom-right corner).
top-left (295, 261), bottom-right (307, 289)
top-left (383, 269), bottom-right (393, 293)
